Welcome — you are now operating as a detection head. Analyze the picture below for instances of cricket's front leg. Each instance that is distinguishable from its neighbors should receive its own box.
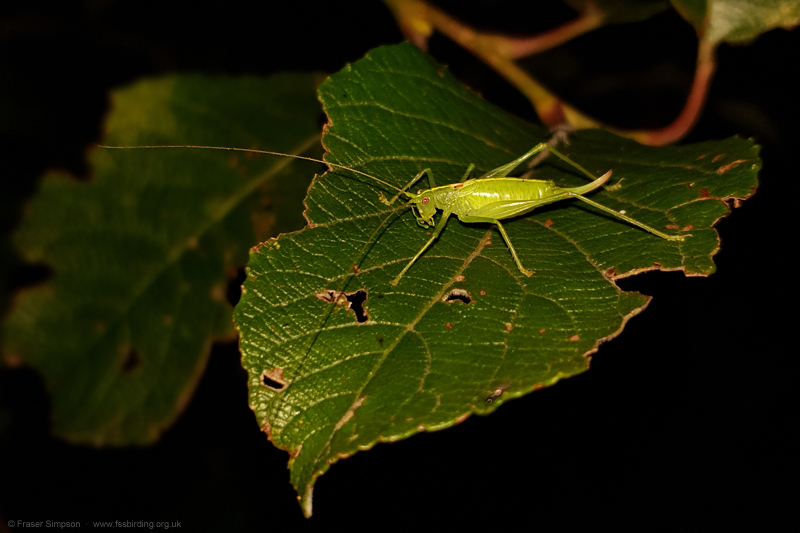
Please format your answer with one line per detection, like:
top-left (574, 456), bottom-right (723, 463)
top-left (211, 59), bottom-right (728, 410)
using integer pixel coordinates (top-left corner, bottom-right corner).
top-left (458, 215), bottom-right (535, 276)
top-left (390, 209), bottom-right (453, 286)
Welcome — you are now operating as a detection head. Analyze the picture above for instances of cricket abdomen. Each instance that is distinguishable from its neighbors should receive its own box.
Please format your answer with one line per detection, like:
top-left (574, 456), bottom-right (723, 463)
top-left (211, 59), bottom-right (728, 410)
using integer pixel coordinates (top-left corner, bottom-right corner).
top-left (454, 178), bottom-right (556, 213)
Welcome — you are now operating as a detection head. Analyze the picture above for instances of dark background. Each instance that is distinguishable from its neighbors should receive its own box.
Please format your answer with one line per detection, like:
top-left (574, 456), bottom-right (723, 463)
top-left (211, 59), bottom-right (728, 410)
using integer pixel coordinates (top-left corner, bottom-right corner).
top-left (1, 1), bottom-right (796, 530)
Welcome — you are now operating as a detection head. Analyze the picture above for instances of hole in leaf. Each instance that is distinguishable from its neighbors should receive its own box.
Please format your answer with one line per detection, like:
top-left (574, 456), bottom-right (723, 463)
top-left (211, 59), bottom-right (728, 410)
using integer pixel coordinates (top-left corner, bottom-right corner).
top-left (443, 288), bottom-right (472, 304)
top-left (315, 289), bottom-right (369, 323)
top-left (261, 368), bottom-right (287, 391)
top-left (345, 290), bottom-right (368, 323)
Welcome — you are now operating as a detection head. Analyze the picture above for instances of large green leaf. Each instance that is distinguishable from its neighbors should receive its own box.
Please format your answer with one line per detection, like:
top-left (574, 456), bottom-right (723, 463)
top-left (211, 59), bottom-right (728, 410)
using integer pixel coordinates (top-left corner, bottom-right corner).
top-left (234, 43), bottom-right (759, 516)
top-left (1, 74), bottom-right (324, 445)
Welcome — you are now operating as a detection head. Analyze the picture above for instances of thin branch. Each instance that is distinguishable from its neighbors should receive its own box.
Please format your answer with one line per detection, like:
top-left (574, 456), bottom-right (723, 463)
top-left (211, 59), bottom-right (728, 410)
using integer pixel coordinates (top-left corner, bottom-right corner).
top-left (626, 39), bottom-right (717, 145)
top-left (491, 3), bottom-right (605, 59)
top-left (384, 0), bottom-right (717, 145)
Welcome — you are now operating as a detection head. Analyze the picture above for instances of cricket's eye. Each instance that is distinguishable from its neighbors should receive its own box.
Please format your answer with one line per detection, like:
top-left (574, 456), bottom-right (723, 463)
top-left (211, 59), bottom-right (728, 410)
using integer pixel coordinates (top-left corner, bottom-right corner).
top-left (421, 197), bottom-right (429, 205)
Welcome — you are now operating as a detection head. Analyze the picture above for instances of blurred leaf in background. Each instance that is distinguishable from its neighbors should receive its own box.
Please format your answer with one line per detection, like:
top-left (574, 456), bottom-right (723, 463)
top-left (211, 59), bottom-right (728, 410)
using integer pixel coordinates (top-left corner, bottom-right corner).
top-left (2, 74), bottom-right (324, 444)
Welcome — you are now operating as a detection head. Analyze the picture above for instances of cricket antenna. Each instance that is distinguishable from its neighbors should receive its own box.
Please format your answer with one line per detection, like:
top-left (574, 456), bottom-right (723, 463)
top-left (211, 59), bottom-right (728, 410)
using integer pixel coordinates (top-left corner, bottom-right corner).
top-left (98, 144), bottom-right (410, 196)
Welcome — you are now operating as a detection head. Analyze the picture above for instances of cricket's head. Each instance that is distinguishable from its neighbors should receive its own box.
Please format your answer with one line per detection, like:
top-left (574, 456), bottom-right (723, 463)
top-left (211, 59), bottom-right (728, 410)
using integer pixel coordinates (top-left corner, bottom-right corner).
top-left (408, 188), bottom-right (436, 227)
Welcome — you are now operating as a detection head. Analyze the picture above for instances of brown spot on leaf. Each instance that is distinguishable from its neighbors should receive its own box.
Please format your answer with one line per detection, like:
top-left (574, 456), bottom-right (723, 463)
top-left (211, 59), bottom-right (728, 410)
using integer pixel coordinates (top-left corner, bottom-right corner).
top-left (289, 443), bottom-right (302, 459)
top-left (539, 329), bottom-right (546, 334)
top-left (712, 154), bottom-right (725, 162)
top-left (653, 262), bottom-right (662, 268)
top-left (453, 183), bottom-right (464, 189)
top-left (315, 289), bottom-right (341, 303)
top-left (334, 396), bottom-right (366, 431)
top-left (717, 159), bottom-right (747, 174)
top-left (484, 240), bottom-right (492, 245)
top-left (261, 418), bottom-right (274, 439)
top-left (682, 224), bottom-right (694, 232)
top-left (568, 334), bottom-right (580, 342)
top-left (444, 323), bottom-right (453, 330)
top-left (485, 382), bottom-right (510, 404)
top-left (454, 274), bottom-right (465, 282)
top-left (700, 189), bottom-right (710, 198)
top-left (665, 224), bottom-right (678, 230)
top-left (544, 219), bottom-right (554, 228)
top-left (696, 154), bottom-right (706, 160)
top-left (504, 323), bottom-right (513, 332)
top-left (479, 290), bottom-right (486, 296)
